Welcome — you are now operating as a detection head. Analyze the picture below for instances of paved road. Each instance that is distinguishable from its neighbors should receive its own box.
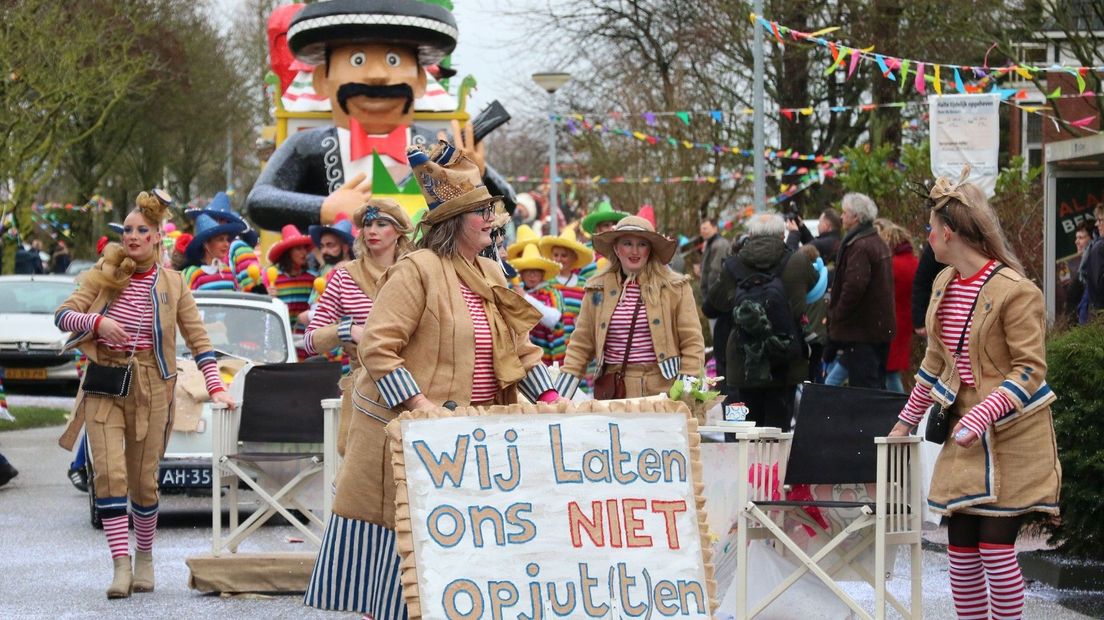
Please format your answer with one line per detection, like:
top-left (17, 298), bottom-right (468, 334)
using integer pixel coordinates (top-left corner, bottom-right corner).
top-left (0, 422), bottom-right (1096, 619)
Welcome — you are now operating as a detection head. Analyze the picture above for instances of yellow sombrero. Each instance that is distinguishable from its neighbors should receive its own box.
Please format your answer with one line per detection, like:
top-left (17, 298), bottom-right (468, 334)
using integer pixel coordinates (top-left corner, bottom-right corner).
top-left (538, 227), bottom-right (595, 271)
top-left (510, 244), bottom-right (560, 282)
top-left (507, 224), bottom-right (540, 260)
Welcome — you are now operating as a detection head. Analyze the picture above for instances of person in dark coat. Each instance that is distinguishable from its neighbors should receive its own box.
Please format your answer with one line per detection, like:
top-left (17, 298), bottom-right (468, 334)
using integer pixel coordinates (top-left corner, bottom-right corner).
top-left (826, 193), bottom-right (895, 389)
top-left (911, 241), bottom-right (947, 336)
top-left (708, 213), bottom-right (816, 430)
top-left (699, 216), bottom-right (732, 386)
top-left (1084, 206), bottom-right (1104, 315)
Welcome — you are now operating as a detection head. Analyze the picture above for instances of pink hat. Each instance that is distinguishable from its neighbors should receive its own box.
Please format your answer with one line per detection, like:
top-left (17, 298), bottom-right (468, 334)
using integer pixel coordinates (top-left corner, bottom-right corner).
top-left (267, 224), bottom-right (314, 262)
top-left (637, 203), bottom-right (656, 228)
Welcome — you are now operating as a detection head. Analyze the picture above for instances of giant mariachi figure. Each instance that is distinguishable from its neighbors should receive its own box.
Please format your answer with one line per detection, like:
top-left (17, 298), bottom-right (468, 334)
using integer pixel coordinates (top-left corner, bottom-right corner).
top-left (247, 0), bottom-right (479, 230)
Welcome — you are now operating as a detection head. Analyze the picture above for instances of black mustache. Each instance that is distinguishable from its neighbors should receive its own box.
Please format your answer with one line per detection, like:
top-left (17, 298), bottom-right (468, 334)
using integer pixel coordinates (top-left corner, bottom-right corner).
top-left (336, 83), bottom-right (415, 115)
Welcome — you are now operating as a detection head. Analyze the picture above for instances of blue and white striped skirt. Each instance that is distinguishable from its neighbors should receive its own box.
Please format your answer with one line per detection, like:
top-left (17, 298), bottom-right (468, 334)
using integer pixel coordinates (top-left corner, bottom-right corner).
top-left (304, 513), bottom-right (407, 618)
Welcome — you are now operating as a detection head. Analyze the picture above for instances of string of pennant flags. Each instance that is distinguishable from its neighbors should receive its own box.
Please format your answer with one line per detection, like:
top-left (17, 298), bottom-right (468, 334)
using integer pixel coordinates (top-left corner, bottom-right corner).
top-left (753, 13), bottom-right (1104, 97)
top-left (562, 89), bottom-right (1104, 126)
top-left (553, 114), bottom-right (847, 164)
top-left (505, 162), bottom-right (836, 187)
top-left (30, 196), bottom-right (114, 214)
top-left (506, 165), bottom-right (834, 214)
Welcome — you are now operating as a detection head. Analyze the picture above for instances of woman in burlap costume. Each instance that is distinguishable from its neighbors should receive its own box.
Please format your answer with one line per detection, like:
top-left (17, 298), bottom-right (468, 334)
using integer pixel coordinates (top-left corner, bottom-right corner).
top-left (311, 141), bottom-right (561, 620)
top-left (889, 167), bottom-right (1060, 620)
top-left (303, 198), bottom-right (414, 614)
top-left (556, 216), bottom-right (705, 399)
top-left (54, 192), bottom-right (234, 599)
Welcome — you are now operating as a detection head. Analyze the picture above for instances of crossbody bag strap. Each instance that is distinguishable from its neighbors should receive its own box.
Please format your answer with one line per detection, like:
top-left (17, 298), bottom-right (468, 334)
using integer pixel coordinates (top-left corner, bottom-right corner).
top-left (619, 290), bottom-right (644, 368)
top-left (953, 264), bottom-right (1004, 359)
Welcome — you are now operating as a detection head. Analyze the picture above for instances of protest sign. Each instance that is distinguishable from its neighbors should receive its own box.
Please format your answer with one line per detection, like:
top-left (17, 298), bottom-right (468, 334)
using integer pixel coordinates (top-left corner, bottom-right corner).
top-left (386, 399), bottom-right (714, 619)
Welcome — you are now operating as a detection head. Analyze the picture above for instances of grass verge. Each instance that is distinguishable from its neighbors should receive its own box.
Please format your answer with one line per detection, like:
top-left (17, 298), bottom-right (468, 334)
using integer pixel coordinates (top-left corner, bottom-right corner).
top-left (0, 406), bottom-right (69, 432)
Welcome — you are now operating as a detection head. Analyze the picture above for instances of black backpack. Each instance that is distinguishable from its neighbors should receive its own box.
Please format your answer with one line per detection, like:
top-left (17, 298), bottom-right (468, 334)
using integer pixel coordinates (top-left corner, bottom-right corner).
top-left (728, 253), bottom-right (803, 384)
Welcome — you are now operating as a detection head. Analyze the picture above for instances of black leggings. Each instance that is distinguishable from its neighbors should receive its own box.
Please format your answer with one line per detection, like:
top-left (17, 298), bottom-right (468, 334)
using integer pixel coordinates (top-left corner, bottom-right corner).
top-left (947, 513), bottom-right (1022, 547)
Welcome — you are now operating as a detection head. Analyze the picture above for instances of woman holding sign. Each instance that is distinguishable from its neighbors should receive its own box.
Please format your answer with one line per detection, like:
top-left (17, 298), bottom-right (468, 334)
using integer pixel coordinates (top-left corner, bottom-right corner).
top-left (888, 167), bottom-right (1060, 620)
top-left (309, 141), bottom-right (560, 620)
top-left (556, 216), bottom-right (705, 400)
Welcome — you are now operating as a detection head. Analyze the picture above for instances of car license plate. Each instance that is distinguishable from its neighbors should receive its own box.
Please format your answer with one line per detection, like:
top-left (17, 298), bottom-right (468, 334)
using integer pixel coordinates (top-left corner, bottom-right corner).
top-left (159, 466), bottom-right (211, 488)
top-left (5, 368), bottom-right (47, 380)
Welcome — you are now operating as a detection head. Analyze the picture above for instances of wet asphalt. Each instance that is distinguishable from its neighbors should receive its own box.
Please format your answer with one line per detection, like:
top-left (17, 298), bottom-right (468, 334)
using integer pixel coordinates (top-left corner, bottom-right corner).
top-left (0, 393), bottom-right (1097, 619)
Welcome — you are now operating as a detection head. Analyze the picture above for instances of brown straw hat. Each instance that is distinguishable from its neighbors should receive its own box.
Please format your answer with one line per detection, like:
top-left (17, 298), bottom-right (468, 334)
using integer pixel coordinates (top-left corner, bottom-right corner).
top-left (592, 215), bottom-right (678, 264)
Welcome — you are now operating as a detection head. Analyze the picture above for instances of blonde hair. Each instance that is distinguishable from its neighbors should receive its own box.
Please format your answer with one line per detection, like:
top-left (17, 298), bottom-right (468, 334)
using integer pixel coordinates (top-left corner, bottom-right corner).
top-left (78, 192), bottom-right (167, 294)
top-left (933, 183), bottom-right (1025, 275)
top-left (874, 218), bottom-right (911, 250)
top-left (134, 191), bottom-right (170, 228)
top-left (354, 204), bottom-right (415, 261)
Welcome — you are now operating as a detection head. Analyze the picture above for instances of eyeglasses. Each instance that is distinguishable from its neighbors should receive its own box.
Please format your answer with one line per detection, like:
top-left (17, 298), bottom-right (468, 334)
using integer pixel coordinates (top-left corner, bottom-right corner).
top-left (925, 224), bottom-right (932, 233)
top-left (473, 205), bottom-right (495, 223)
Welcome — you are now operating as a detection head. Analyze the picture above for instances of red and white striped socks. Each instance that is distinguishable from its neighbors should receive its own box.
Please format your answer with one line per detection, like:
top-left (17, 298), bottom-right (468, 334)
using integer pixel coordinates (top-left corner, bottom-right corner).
top-left (947, 545), bottom-right (988, 619)
top-left (103, 515), bottom-right (130, 559)
top-left (980, 542), bottom-right (1025, 620)
top-left (133, 511), bottom-right (158, 553)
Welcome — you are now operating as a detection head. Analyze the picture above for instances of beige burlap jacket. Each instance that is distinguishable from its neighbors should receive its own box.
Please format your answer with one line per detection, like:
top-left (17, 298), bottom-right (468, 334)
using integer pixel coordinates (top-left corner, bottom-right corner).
top-left (55, 266), bottom-right (215, 451)
top-left (919, 266), bottom-right (1061, 516)
top-left (556, 269), bottom-right (705, 398)
top-left (337, 250), bottom-right (554, 527)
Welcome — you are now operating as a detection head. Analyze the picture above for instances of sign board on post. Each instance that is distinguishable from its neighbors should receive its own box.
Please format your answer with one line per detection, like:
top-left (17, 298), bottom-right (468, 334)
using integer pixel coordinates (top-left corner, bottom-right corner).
top-left (386, 399), bottom-right (715, 619)
top-left (929, 94), bottom-right (1001, 197)
top-left (1053, 176), bottom-right (1102, 260)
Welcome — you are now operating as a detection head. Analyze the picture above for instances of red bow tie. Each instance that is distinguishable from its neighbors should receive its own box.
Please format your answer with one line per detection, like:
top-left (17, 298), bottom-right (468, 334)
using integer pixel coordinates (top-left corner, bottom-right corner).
top-left (348, 119), bottom-right (408, 164)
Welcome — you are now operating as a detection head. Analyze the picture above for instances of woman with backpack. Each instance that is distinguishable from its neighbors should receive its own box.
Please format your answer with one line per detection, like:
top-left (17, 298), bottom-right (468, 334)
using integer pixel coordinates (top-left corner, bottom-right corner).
top-left (706, 213), bottom-right (817, 430)
top-left (889, 168), bottom-right (1060, 620)
top-left (556, 216), bottom-right (704, 399)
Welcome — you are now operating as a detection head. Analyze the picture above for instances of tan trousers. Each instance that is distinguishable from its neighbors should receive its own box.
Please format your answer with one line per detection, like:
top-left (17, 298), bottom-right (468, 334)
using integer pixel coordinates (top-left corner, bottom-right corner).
top-left (602, 363), bottom-right (674, 399)
top-left (85, 349), bottom-right (174, 506)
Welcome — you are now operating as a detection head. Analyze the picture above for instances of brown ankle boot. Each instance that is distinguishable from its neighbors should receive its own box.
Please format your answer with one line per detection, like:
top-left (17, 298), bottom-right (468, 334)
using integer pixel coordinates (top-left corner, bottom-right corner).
top-left (106, 556), bottom-right (132, 599)
top-left (132, 550), bottom-right (154, 592)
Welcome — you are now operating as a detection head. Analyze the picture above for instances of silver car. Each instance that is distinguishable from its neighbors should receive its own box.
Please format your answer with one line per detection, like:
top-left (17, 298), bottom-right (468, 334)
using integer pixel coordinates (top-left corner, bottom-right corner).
top-left (0, 275), bottom-right (79, 385)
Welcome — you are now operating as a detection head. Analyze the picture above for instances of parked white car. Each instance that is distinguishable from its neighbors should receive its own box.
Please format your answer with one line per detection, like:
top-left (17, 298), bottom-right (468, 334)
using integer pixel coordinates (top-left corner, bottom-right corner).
top-left (0, 275), bottom-right (79, 385)
top-left (85, 290), bottom-right (297, 527)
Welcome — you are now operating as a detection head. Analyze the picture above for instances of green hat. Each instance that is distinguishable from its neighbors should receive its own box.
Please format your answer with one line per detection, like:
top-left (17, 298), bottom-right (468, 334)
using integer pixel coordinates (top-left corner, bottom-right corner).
top-left (581, 199), bottom-right (630, 235)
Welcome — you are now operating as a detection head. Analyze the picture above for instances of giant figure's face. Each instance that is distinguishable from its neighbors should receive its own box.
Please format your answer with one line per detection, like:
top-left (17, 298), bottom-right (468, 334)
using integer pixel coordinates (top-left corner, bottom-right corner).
top-left (314, 43), bottom-right (427, 135)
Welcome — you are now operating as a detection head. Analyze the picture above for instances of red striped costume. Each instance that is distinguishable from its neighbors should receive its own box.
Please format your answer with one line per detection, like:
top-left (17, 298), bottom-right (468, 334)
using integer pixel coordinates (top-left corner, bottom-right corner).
top-left (304, 268), bottom-right (374, 357)
top-left (460, 283), bottom-right (498, 402)
top-left (603, 281), bottom-right (657, 364)
top-left (58, 267), bottom-right (223, 394)
top-left (899, 261), bottom-right (1014, 436)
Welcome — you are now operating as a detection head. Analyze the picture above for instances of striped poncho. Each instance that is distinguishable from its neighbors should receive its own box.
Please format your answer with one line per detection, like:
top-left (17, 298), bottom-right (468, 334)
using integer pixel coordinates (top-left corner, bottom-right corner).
top-left (527, 285), bottom-right (566, 365)
top-left (266, 266), bottom-right (318, 360)
top-left (182, 261), bottom-right (237, 292)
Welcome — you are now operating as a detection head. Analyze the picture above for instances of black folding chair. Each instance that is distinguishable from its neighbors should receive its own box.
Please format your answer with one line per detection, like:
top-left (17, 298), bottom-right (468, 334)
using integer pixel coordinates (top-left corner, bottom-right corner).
top-left (734, 383), bottom-right (922, 619)
top-left (211, 362), bottom-right (342, 554)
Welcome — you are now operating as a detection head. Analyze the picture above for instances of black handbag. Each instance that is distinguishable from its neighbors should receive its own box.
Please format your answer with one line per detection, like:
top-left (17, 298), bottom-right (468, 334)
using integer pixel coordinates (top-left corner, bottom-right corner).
top-left (81, 361), bottom-right (133, 398)
top-left (923, 265), bottom-right (1004, 444)
top-left (924, 403), bottom-right (949, 444)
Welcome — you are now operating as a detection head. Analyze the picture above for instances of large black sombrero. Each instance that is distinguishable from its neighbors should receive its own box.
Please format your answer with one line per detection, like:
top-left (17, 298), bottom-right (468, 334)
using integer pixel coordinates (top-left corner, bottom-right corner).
top-left (288, 0), bottom-right (458, 67)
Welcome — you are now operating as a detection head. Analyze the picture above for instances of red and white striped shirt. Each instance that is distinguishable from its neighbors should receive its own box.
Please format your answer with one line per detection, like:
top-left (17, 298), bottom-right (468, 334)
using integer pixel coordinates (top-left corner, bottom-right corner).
top-left (460, 283), bottom-right (498, 402)
top-left (899, 261), bottom-right (1014, 435)
top-left (57, 267), bottom-right (224, 395)
top-left (56, 267), bottom-right (157, 350)
top-left (603, 281), bottom-right (657, 365)
top-left (303, 268), bottom-right (374, 356)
